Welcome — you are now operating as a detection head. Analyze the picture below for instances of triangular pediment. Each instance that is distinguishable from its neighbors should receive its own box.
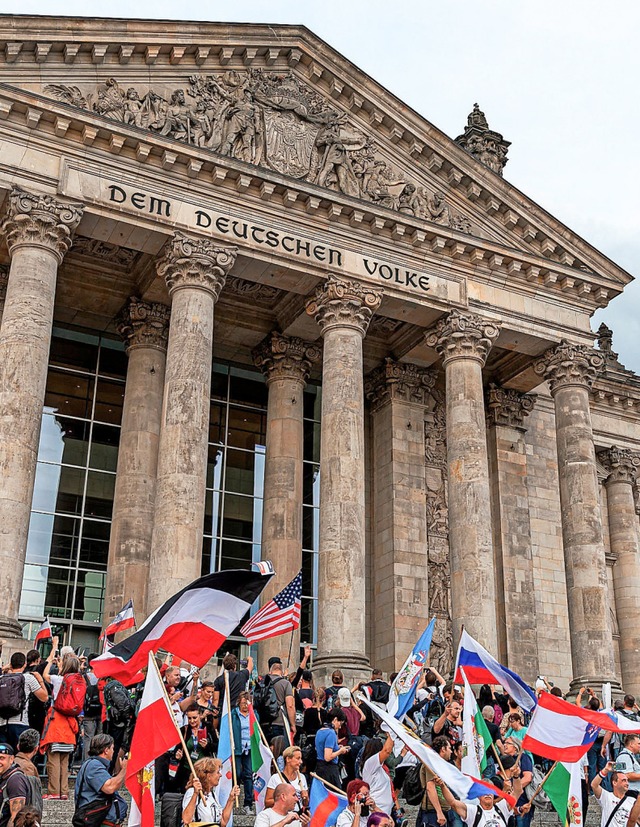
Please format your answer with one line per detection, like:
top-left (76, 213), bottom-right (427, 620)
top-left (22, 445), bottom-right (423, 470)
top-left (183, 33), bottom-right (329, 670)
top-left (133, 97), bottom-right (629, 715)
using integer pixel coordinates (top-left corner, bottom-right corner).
top-left (0, 15), bottom-right (632, 294)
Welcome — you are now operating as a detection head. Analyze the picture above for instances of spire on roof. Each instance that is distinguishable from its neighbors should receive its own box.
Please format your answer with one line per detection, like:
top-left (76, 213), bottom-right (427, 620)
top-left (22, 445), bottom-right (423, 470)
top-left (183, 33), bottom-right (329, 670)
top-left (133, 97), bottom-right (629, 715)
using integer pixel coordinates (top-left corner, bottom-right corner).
top-left (455, 103), bottom-right (510, 176)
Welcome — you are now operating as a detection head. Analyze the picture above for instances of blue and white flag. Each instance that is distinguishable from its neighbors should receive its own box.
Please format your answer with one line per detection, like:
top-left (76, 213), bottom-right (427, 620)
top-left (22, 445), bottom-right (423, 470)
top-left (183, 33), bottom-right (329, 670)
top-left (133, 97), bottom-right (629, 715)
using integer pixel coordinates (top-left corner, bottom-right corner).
top-left (386, 617), bottom-right (435, 720)
top-left (218, 680), bottom-right (235, 826)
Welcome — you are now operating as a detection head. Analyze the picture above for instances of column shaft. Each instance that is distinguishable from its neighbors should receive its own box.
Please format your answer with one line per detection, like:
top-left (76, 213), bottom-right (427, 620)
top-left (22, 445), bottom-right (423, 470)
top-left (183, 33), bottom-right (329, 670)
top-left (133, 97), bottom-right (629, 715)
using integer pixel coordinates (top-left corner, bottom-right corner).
top-left (104, 299), bottom-right (169, 623)
top-left (0, 188), bottom-right (82, 637)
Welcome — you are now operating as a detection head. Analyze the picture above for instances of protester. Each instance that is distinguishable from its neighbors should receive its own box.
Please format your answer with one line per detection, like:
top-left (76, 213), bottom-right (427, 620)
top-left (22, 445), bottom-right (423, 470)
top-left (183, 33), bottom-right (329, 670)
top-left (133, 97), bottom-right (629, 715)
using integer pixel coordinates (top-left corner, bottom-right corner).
top-left (440, 776), bottom-right (521, 827)
top-left (337, 780), bottom-right (379, 827)
top-left (325, 671), bottom-right (346, 710)
top-left (196, 680), bottom-right (217, 725)
top-left (337, 688), bottom-right (366, 781)
top-left (500, 713), bottom-right (527, 746)
top-left (591, 761), bottom-right (634, 827)
top-left (265, 658), bottom-right (296, 742)
top-left (361, 735), bottom-right (395, 822)
top-left (13, 731), bottom-right (41, 819)
top-left (417, 736), bottom-right (453, 827)
top-left (266, 745), bottom-right (309, 811)
top-left (0, 654), bottom-right (48, 751)
top-left (73, 734), bottom-right (128, 826)
top-left (431, 701), bottom-right (463, 747)
top-left (181, 757), bottom-right (239, 827)
top-left (102, 675), bottom-right (133, 771)
top-left (255, 782), bottom-right (311, 827)
top-left (303, 688), bottom-right (327, 739)
top-left (212, 654), bottom-right (252, 727)
top-left (81, 653), bottom-right (103, 761)
top-left (315, 708), bottom-right (349, 788)
top-left (232, 691), bottom-right (254, 814)
top-left (23, 651), bottom-right (47, 738)
top-left (612, 733), bottom-right (640, 792)
top-left (367, 814), bottom-right (394, 827)
top-left (0, 744), bottom-right (32, 827)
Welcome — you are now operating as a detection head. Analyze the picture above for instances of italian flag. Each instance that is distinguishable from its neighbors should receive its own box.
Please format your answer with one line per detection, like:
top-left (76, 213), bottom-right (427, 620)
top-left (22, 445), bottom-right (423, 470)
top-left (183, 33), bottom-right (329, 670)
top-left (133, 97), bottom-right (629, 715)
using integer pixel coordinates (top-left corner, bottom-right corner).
top-left (543, 762), bottom-right (584, 827)
top-left (461, 669), bottom-right (494, 777)
top-left (250, 703), bottom-right (275, 812)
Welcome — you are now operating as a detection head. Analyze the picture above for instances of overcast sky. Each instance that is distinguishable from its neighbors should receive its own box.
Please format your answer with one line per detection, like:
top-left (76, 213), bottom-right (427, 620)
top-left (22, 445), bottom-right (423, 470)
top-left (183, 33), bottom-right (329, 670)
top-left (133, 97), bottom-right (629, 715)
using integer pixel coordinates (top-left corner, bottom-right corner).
top-left (3, 0), bottom-right (639, 370)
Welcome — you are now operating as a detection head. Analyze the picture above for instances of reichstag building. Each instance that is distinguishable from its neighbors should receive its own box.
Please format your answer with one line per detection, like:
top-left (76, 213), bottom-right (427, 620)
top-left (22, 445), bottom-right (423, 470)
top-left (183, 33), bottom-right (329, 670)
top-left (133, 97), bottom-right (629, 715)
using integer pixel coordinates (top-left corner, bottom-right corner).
top-left (0, 15), bottom-right (638, 691)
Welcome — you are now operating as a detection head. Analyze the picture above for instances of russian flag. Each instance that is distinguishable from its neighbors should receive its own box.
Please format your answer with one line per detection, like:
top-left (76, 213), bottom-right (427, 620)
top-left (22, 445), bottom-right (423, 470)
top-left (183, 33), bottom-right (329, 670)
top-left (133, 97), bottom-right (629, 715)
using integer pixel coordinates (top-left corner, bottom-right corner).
top-left (309, 779), bottom-right (348, 827)
top-left (454, 629), bottom-right (537, 712)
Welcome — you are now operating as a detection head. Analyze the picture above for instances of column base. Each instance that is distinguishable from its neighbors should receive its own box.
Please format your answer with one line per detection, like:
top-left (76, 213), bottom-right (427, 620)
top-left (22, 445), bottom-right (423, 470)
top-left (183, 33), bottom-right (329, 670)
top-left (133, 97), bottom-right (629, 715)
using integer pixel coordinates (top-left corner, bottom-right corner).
top-left (311, 652), bottom-right (371, 689)
top-left (0, 616), bottom-right (23, 640)
top-left (568, 675), bottom-right (623, 702)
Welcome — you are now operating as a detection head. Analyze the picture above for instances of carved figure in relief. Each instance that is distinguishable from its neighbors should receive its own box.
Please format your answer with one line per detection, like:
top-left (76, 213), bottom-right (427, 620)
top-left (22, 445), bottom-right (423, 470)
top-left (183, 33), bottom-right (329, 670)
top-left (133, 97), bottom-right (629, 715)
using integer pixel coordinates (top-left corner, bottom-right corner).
top-left (123, 88), bottom-right (144, 128)
top-left (314, 117), bottom-right (363, 197)
top-left (430, 621), bottom-right (453, 677)
top-left (94, 77), bottom-right (127, 120)
top-left (159, 89), bottom-right (192, 141)
top-left (427, 191), bottom-right (450, 226)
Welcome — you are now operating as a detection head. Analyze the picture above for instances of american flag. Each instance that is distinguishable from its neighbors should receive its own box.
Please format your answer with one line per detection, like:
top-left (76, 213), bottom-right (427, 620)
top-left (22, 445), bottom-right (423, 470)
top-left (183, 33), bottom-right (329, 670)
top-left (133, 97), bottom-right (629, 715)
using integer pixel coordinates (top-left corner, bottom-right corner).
top-left (240, 570), bottom-right (302, 644)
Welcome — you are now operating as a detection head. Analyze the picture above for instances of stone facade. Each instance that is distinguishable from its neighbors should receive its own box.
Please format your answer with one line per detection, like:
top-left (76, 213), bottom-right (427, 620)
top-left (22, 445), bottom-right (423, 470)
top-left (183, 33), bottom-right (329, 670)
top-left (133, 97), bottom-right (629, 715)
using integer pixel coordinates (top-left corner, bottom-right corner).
top-left (0, 16), bottom-right (639, 689)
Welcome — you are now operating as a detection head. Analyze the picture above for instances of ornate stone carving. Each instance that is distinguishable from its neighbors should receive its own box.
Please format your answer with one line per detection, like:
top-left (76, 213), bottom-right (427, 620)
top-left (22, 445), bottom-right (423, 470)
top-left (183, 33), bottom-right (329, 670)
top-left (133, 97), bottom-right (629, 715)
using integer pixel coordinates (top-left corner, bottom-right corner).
top-left (486, 384), bottom-right (536, 430)
top-left (2, 186), bottom-right (84, 262)
top-left (426, 480), bottom-right (449, 541)
top-left (425, 391), bottom-right (447, 469)
top-left (72, 236), bottom-right (139, 267)
top-left (597, 446), bottom-right (640, 486)
top-left (0, 265), bottom-right (8, 302)
top-left (596, 323), bottom-right (625, 371)
top-left (368, 316), bottom-right (403, 335)
top-left (430, 619), bottom-right (454, 677)
top-left (364, 358), bottom-right (436, 412)
top-left (225, 276), bottom-right (282, 306)
top-left (252, 331), bottom-right (320, 384)
top-left (455, 103), bottom-right (510, 176)
top-left (306, 275), bottom-right (382, 336)
top-left (425, 310), bottom-right (500, 366)
top-left (156, 232), bottom-right (237, 297)
top-left (43, 74), bottom-right (474, 231)
top-left (116, 296), bottom-right (170, 353)
top-left (534, 340), bottom-right (604, 394)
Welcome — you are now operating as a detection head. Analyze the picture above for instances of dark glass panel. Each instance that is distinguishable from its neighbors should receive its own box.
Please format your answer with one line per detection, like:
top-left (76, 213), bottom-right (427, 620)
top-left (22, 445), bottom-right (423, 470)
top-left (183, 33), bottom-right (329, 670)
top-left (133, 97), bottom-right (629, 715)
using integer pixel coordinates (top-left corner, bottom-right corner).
top-left (303, 386), bottom-right (322, 422)
top-left (89, 424), bottom-right (120, 472)
top-left (94, 379), bottom-right (125, 425)
top-left (299, 598), bottom-right (315, 646)
top-left (302, 551), bottom-right (315, 595)
top-left (78, 519), bottom-right (110, 568)
top-left (211, 365), bottom-right (229, 400)
top-left (84, 471), bottom-right (115, 519)
top-left (302, 506), bottom-right (319, 552)
top-left (303, 422), bottom-right (321, 463)
top-left (219, 538), bottom-right (253, 570)
top-left (229, 368), bottom-right (268, 409)
top-left (209, 403), bottom-right (225, 446)
top-left (44, 567), bottom-right (75, 620)
top-left (32, 464), bottom-right (85, 515)
top-left (50, 330), bottom-right (99, 372)
top-left (97, 340), bottom-right (128, 379)
top-left (204, 489), bottom-right (222, 538)
top-left (72, 569), bottom-right (105, 622)
top-left (44, 370), bottom-right (94, 420)
top-left (227, 407), bottom-right (266, 451)
top-left (201, 536), bottom-right (213, 576)
top-left (48, 516), bottom-right (81, 567)
top-left (221, 494), bottom-right (255, 542)
top-left (225, 449), bottom-right (257, 496)
top-left (38, 415), bottom-right (90, 467)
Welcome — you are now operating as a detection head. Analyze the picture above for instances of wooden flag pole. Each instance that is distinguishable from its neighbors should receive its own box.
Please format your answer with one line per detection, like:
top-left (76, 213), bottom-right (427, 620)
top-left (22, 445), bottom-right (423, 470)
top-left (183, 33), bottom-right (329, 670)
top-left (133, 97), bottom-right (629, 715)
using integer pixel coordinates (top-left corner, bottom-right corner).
top-left (491, 742), bottom-right (507, 776)
top-left (224, 670), bottom-right (240, 807)
top-left (526, 760), bottom-right (558, 804)
top-left (311, 772), bottom-right (345, 797)
top-left (254, 717), bottom-right (286, 783)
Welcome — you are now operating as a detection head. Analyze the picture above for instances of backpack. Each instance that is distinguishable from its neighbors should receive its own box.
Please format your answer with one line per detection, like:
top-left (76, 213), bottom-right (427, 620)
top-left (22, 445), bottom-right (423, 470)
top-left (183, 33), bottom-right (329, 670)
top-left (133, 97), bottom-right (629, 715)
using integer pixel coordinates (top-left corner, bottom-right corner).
top-left (0, 765), bottom-right (32, 826)
top-left (103, 679), bottom-right (133, 727)
top-left (160, 791), bottom-right (186, 827)
top-left (325, 686), bottom-right (340, 711)
top-left (525, 764), bottom-right (552, 811)
top-left (54, 673), bottom-right (87, 717)
top-left (24, 774), bottom-right (43, 819)
top-left (253, 676), bottom-right (283, 725)
top-left (401, 763), bottom-right (424, 806)
top-left (83, 675), bottom-right (102, 719)
top-left (0, 674), bottom-right (26, 720)
top-left (71, 758), bottom-right (123, 827)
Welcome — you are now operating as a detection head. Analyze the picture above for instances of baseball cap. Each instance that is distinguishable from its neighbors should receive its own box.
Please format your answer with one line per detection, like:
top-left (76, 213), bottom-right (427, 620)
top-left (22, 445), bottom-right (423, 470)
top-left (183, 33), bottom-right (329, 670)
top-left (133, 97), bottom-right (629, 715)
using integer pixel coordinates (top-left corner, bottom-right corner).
top-left (338, 687), bottom-right (352, 707)
top-left (0, 744), bottom-right (14, 756)
top-left (268, 657), bottom-right (282, 668)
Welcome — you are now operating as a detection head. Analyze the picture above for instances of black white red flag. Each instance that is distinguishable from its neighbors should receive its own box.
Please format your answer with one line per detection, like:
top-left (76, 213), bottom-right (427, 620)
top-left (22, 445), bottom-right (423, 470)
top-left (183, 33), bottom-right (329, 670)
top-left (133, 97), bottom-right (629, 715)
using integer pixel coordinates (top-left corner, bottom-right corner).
top-left (240, 570), bottom-right (301, 644)
top-left (100, 598), bottom-right (136, 640)
top-left (92, 569), bottom-right (272, 683)
top-left (34, 616), bottom-right (52, 644)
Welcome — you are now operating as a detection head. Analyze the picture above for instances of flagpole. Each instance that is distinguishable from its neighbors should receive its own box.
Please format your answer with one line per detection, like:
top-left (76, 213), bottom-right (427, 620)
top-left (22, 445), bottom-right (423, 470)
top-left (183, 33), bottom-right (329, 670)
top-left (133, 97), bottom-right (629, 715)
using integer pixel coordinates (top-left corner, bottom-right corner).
top-left (224, 669), bottom-right (240, 808)
top-left (286, 629), bottom-right (294, 673)
top-left (526, 760), bottom-right (558, 804)
top-left (148, 651), bottom-right (206, 806)
top-left (310, 772), bottom-right (345, 797)
top-left (255, 718), bottom-right (286, 783)
top-left (491, 742), bottom-right (507, 777)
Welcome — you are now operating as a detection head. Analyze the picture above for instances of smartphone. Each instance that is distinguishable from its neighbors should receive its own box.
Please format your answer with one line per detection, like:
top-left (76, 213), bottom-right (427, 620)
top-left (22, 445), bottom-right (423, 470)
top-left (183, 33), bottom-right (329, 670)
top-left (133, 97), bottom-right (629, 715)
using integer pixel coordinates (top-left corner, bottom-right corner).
top-left (197, 727), bottom-right (207, 741)
top-left (614, 762), bottom-right (626, 772)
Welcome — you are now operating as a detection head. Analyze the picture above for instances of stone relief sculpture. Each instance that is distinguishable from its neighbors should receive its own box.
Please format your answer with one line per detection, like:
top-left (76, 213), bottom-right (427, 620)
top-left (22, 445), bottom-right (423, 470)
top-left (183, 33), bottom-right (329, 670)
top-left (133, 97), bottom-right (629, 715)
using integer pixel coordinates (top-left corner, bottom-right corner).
top-left (44, 71), bottom-right (474, 231)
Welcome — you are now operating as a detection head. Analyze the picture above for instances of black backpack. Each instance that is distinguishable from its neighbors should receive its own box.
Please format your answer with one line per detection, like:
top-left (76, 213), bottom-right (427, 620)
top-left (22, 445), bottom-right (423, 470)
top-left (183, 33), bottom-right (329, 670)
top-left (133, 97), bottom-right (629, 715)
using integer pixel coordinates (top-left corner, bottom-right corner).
top-left (103, 679), bottom-right (133, 727)
top-left (402, 763), bottom-right (424, 806)
top-left (0, 674), bottom-right (26, 720)
top-left (83, 675), bottom-right (102, 719)
top-left (253, 675), bottom-right (283, 724)
top-left (160, 792), bottom-right (186, 827)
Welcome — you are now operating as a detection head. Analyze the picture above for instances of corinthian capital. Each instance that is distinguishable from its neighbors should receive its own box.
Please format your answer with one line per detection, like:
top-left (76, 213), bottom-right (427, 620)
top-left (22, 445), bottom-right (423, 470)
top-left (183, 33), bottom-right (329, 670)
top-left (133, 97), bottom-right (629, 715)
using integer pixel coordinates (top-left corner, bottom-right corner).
top-left (156, 232), bottom-right (237, 298)
top-left (486, 384), bottom-right (536, 430)
top-left (424, 310), bottom-right (500, 366)
top-left (252, 331), bottom-right (321, 384)
top-left (597, 446), bottom-right (640, 486)
top-left (365, 358), bottom-right (436, 413)
top-left (116, 296), bottom-right (171, 353)
top-left (305, 275), bottom-right (383, 336)
top-left (2, 186), bottom-right (84, 262)
top-left (534, 340), bottom-right (604, 394)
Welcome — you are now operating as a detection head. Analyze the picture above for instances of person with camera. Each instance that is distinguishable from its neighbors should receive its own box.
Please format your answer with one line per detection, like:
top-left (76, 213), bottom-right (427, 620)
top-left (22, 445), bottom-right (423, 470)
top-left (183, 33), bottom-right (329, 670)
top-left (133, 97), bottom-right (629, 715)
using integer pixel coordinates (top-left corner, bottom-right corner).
top-left (315, 708), bottom-right (349, 788)
top-left (337, 780), bottom-right (380, 827)
top-left (255, 782), bottom-right (311, 827)
top-left (361, 735), bottom-right (395, 823)
top-left (591, 760), bottom-right (636, 827)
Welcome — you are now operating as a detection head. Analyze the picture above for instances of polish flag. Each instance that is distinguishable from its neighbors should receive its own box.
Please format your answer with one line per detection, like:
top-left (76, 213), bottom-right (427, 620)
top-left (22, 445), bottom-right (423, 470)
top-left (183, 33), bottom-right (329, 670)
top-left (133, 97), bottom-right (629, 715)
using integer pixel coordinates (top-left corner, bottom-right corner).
top-left (34, 617), bottom-right (52, 644)
top-left (126, 652), bottom-right (181, 827)
top-left (92, 570), bottom-right (272, 683)
top-left (101, 599), bottom-right (136, 640)
top-left (523, 691), bottom-right (640, 761)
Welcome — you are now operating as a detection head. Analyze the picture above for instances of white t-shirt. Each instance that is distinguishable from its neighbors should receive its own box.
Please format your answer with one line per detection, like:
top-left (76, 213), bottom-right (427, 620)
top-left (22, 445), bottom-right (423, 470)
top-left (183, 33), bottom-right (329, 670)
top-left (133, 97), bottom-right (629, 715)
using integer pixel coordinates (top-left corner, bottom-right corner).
top-left (336, 809), bottom-right (368, 827)
top-left (182, 786), bottom-right (222, 824)
top-left (2, 672), bottom-right (41, 726)
top-left (464, 800), bottom-right (511, 827)
top-left (267, 773), bottom-right (308, 811)
top-left (255, 807), bottom-right (292, 827)
top-left (362, 755), bottom-right (393, 817)
top-left (597, 790), bottom-right (635, 827)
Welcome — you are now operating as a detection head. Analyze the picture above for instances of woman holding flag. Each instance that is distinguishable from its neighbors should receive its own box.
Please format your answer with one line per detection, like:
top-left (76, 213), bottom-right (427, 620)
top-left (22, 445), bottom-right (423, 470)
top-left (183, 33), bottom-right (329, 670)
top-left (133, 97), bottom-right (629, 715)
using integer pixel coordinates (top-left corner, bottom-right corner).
top-left (181, 756), bottom-right (240, 826)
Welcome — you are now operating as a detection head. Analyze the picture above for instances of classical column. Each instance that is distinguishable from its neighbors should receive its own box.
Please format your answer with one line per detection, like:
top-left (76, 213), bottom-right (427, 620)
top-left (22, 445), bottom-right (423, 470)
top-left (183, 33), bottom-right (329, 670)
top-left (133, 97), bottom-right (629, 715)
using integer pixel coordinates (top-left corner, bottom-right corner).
top-left (104, 298), bottom-right (170, 624)
top-left (252, 331), bottom-right (320, 670)
top-left (365, 359), bottom-right (433, 674)
top-left (425, 310), bottom-right (500, 653)
top-left (598, 446), bottom-right (640, 695)
top-left (0, 187), bottom-right (83, 637)
top-left (146, 233), bottom-right (237, 612)
top-left (535, 341), bottom-right (618, 691)
top-left (486, 384), bottom-right (539, 677)
top-left (306, 275), bottom-right (382, 683)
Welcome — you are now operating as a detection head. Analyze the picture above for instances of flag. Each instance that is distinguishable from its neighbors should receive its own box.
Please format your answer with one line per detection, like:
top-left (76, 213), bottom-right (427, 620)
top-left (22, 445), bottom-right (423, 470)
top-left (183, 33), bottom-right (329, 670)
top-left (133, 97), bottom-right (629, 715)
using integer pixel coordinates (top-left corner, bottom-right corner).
top-left (240, 570), bottom-right (301, 644)
top-left (387, 617), bottom-right (435, 720)
top-left (309, 778), bottom-right (348, 827)
top-left (92, 569), bottom-right (272, 682)
top-left (126, 652), bottom-right (181, 827)
top-left (249, 703), bottom-right (273, 812)
top-left (523, 691), bottom-right (640, 761)
top-left (454, 629), bottom-right (537, 712)
top-left (357, 692), bottom-right (516, 807)
top-left (461, 669), bottom-right (492, 777)
top-left (218, 683), bottom-right (235, 827)
top-left (101, 599), bottom-right (136, 639)
top-left (34, 617), bottom-right (52, 644)
top-left (253, 561), bottom-right (275, 575)
top-left (543, 761), bottom-right (584, 827)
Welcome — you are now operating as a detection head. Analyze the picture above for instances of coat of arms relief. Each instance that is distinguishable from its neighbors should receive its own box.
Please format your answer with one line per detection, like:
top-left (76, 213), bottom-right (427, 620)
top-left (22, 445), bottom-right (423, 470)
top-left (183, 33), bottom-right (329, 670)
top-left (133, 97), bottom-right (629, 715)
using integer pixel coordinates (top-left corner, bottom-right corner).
top-left (44, 69), bottom-right (473, 233)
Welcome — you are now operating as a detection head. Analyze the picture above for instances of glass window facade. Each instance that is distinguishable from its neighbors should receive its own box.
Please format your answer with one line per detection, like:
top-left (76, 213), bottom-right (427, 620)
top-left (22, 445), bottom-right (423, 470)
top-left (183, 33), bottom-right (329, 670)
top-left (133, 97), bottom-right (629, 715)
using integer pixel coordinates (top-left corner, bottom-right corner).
top-left (20, 327), bottom-right (321, 651)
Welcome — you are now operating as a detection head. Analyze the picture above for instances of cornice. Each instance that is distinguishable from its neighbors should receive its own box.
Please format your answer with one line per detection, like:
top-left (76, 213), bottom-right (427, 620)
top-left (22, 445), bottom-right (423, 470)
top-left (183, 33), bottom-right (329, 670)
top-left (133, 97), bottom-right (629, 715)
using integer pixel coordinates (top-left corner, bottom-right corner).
top-left (0, 18), bottom-right (632, 290)
top-left (0, 85), bottom-right (621, 316)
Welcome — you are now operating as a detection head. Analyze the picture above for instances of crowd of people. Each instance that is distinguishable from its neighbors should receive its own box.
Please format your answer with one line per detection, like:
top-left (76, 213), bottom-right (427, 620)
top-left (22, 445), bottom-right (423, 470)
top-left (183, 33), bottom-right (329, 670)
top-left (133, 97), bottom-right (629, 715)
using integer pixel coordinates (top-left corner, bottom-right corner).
top-left (1, 638), bottom-right (639, 827)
